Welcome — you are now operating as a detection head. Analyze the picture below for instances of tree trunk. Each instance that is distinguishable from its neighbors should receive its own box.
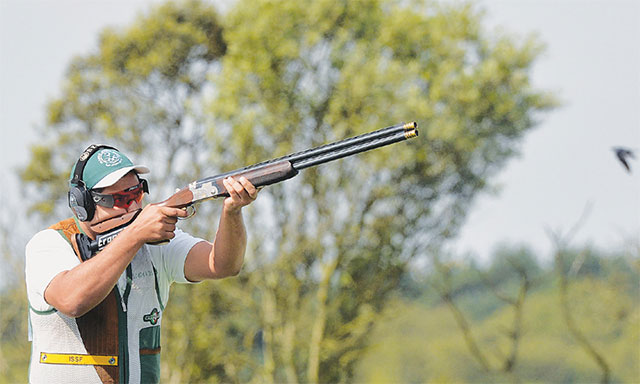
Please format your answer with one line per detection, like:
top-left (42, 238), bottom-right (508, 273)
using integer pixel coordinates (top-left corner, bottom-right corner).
top-left (307, 257), bottom-right (339, 383)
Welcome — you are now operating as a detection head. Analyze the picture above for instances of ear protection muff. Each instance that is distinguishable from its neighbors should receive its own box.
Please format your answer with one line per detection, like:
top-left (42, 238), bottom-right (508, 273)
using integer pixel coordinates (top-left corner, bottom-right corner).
top-left (68, 144), bottom-right (117, 222)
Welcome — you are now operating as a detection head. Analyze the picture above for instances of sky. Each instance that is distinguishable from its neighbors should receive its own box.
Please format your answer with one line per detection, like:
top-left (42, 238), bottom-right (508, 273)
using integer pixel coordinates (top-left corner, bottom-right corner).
top-left (458, 0), bottom-right (640, 262)
top-left (1, 0), bottom-right (638, 264)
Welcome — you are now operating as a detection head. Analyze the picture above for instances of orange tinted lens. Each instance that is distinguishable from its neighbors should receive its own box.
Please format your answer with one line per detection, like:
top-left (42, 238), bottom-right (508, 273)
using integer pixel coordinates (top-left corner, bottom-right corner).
top-left (112, 184), bottom-right (143, 209)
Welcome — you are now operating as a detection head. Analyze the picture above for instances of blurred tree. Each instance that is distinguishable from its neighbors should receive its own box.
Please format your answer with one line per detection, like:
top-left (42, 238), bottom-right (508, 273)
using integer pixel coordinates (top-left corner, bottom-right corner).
top-left (19, 0), bottom-right (554, 382)
top-left (355, 246), bottom-right (639, 383)
top-left (163, 0), bottom-right (554, 382)
top-left (20, 0), bottom-right (226, 218)
top-left (0, 216), bottom-right (30, 383)
top-left (486, 244), bottom-right (542, 283)
top-left (548, 211), bottom-right (612, 384)
top-left (430, 247), bottom-right (532, 379)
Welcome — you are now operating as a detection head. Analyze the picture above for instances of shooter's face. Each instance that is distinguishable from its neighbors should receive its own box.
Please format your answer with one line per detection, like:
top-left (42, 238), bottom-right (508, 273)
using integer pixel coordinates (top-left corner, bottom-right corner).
top-left (89, 172), bottom-right (144, 228)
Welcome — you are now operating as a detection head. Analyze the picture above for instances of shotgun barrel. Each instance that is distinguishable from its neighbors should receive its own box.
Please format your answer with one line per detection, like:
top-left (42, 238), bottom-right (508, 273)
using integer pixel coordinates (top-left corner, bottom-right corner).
top-left (192, 122), bottom-right (418, 198)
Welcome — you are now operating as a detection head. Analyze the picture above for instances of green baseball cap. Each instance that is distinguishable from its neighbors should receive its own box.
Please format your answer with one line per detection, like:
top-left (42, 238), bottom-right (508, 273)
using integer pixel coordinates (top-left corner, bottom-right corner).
top-left (70, 147), bottom-right (150, 190)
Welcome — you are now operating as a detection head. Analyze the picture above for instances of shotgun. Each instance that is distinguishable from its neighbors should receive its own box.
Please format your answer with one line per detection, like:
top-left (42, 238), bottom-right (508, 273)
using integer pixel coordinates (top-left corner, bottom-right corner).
top-left (73, 122), bottom-right (419, 260)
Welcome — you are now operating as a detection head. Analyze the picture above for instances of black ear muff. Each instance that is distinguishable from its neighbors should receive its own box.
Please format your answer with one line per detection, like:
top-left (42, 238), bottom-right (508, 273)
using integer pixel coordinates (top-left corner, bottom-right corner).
top-left (68, 182), bottom-right (95, 222)
top-left (69, 144), bottom-right (117, 222)
top-left (141, 178), bottom-right (149, 194)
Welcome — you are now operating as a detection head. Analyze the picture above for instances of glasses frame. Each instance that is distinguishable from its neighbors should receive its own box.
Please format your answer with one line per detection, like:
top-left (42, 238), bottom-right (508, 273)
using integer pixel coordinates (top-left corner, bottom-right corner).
top-left (91, 179), bottom-right (148, 209)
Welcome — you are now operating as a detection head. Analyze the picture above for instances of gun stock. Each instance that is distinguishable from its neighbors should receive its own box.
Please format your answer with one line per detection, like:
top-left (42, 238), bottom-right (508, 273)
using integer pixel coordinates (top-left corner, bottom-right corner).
top-left (156, 187), bottom-right (195, 208)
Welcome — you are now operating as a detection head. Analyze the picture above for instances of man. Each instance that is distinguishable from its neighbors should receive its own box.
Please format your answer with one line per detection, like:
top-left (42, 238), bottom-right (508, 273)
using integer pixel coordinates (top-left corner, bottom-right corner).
top-left (25, 145), bottom-right (258, 384)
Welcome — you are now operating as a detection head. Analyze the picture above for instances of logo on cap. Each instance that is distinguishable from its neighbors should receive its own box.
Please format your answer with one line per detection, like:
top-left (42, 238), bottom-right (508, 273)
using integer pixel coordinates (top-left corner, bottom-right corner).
top-left (97, 149), bottom-right (123, 167)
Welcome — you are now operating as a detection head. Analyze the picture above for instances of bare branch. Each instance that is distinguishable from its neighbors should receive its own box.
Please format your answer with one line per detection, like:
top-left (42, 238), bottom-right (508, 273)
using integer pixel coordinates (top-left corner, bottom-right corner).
top-left (432, 257), bottom-right (492, 372)
top-left (548, 203), bottom-right (611, 384)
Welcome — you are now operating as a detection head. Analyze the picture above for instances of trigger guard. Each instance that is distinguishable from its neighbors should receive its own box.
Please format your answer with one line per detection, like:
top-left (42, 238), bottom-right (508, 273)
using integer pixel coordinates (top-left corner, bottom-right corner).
top-left (179, 205), bottom-right (196, 220)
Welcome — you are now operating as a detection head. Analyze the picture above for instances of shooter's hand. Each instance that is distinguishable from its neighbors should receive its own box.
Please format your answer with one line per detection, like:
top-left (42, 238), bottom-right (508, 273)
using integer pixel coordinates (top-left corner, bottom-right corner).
top-left (127, 204), bottom-right (189, 244)
top-left (222, 176), bottom-right (259, 214)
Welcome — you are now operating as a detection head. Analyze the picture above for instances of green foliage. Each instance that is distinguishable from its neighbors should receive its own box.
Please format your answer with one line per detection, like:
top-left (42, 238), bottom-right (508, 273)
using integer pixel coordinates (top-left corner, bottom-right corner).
top-left (19, 145), bottom-right (65, 216)
top-left (0, 285), bottom-right (28, 384)
top-left (356, 248), bottom-right (640, 383)
top-left (0, 223), bottom-right (29, 383)
top-left (20, 0), bottom-right (226, 220)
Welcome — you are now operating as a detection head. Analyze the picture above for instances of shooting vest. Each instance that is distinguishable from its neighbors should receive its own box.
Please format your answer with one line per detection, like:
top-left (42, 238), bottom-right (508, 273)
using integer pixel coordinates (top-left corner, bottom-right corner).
top-left (28, 218), bottom-right (163, 384)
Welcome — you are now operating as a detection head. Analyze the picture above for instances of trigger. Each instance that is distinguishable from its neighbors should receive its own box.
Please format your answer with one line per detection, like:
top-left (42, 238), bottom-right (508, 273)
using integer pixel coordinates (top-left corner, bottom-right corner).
top-left (180, 205), bottom-right (196, 220)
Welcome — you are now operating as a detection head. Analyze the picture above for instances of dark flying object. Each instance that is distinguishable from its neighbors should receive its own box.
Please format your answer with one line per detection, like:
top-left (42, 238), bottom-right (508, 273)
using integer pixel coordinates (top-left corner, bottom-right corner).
top-left (612, 147), bottom-right (635, 172)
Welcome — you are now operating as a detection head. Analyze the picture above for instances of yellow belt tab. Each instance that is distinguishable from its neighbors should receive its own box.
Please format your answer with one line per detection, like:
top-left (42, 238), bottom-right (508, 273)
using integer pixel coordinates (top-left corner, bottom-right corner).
top-left (40, 352), bottom-right (118, 366)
